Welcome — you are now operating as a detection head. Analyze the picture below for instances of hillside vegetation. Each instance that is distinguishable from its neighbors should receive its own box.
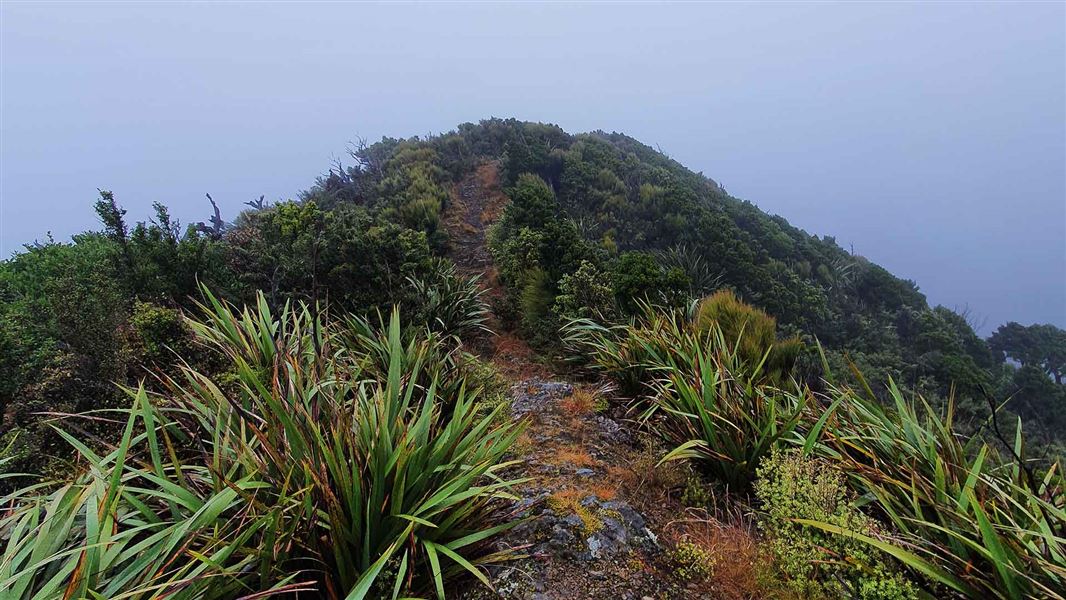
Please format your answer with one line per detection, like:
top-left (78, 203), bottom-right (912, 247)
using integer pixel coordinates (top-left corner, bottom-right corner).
top-left (1, 118), bottom-right (1063, 599)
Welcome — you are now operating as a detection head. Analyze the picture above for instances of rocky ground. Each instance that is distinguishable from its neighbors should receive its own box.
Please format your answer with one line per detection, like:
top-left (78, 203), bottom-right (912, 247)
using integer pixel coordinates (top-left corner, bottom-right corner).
top-left (456, 379), bottom-right (696, 600)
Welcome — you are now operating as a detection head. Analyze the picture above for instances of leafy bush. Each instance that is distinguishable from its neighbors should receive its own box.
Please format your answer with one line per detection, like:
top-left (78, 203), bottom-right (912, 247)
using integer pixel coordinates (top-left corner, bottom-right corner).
top-left (129, 301), bottom-right (196, 367)
top-left (553, 259), bottom-right (616, 321)
top-left (755, 450), bottom-right (918, 600)
top-left (609, 252), bottom-right (689, 314)
top-left (672, 540), bottom-right (714, 582)
top-left (0, 291), bottom-right (525, 599)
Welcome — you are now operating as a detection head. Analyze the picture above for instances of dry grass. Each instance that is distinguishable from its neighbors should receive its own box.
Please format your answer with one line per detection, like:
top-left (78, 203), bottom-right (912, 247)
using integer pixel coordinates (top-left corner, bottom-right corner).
top-left (662, 508), bottom-right (765, 600)
top-left (511, 431), bottom-right (534, 457)
top-left (547, 489), bottom-right (603, 534)
top-left (548, 490), bottom-right (599, 531)
top-left (476, 162), bottom-right (508, 225)
top-left (607, 441), bottom-right (687, 510)
top-left (561, 387), bottom-right (597, 416)
top-left (492, 332), bottom-right (545, 378)
top-left (589, 482), bottom-right (618, 501)
top-left (554, 445), bottom-right (598, 468)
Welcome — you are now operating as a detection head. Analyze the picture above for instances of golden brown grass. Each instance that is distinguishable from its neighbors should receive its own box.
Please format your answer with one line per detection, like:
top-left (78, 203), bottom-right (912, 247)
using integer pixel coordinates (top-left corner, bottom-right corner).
top-left (547, 488), bottom-right (603, 534)
top-left (554, 445), bottom-right (598, 468)
top-left (589, 482), bottom-right (618, 501)
top-left (561, 387), bottom-right (597, 416)
top-left (662, 508), bottom-right (766, 599)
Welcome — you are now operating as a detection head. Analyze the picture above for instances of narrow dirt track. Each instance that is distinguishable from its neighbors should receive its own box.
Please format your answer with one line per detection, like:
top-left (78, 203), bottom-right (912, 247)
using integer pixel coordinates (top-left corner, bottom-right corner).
top-left (443, 164), bottom-right (711, 600)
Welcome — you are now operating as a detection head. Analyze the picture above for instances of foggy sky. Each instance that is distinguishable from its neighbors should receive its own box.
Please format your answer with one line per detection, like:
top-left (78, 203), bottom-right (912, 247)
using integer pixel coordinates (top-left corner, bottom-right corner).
top-left (2, 2), bottom-right (1063, 333)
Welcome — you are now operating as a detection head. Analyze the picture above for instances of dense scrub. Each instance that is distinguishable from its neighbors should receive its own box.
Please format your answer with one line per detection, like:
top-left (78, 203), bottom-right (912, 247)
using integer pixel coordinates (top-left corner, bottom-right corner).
top-left (6, 119), bottom-right (1062, 482)
top-left (2, 117), bottom-right (1065, 598)
top-left (0, 292), bottom-right (521, 598)
top-left (568, 297), bottom-right (1066, 599)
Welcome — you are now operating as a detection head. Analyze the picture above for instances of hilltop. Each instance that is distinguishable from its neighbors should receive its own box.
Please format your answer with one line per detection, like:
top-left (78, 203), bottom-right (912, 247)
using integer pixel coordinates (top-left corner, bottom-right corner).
top-left (1, 118), bottom-right (1063, 599)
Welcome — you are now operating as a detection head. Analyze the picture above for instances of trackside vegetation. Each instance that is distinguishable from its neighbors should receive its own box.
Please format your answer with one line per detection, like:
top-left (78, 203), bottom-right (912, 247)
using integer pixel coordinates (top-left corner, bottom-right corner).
top-left (2, 118), bottom-right (1064, 598)
top-left (0, 291), bottom-right (524, 599)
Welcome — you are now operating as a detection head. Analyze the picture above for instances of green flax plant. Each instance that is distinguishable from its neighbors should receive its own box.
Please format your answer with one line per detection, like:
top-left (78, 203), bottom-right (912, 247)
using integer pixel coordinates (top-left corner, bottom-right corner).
top-left (563, 303), bottom-right (807, 489)
top-left (650, 325), bottom-right (809, 490)
top-left (0, 289), bottom-right (526, 599)
top-left (569, 299), bottom-right (1066, 598)
top-left (801, 370), bottom-right (1066, 599)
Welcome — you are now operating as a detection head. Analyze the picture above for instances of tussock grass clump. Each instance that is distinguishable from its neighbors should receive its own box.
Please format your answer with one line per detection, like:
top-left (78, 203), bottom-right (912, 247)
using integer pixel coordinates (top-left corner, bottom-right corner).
top-left (0, 289), bottom-right (525, 599)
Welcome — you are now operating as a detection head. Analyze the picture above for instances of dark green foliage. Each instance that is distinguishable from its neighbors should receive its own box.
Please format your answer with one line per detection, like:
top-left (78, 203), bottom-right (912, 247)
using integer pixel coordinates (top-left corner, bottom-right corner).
top-left (0, 175), bottom-right (455, 484)
top-left (997, 363), bottom-right (1066, 455)
top-left (225, 200), bottom-right (441, 314)
top-left (518, 267), bottom-right (556, 344)
top-left (610, 252), bottom-right (690, 313)
top-left (655, 244), bottom-right (723, 297)
top-left (406, 258), bottom-right (490, 340)
top-left (554, 260), bottom-right (616, 321)
top-left (129, 301), bottom-right (197, 368)
top-left (990, 322), bottom-right (1066, 384)
top-left (488, 173), bottom-right (595, 343)
top-left (0, 234), bottom-right (131, 486)
top-left (443, 119), bottom-right (1008, 441)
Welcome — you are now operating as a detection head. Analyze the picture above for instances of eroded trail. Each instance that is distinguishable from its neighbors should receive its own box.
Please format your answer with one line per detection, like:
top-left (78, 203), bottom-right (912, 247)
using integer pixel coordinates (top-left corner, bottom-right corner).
top-left (444, 161), bottom-right (506, 278)
top-left (443, 162), bottom-right (541, 379)
top-left (445, 163), bottom-right (701, 599)
top-left (463, 380), bottom-right (693, 600)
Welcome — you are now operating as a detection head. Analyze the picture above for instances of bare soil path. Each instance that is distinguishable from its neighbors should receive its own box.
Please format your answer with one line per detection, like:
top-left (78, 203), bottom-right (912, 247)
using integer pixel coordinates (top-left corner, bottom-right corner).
top-left (442, 162), bottom-right (543, 379)
top-left (444, 163), bottom-right (715, 599)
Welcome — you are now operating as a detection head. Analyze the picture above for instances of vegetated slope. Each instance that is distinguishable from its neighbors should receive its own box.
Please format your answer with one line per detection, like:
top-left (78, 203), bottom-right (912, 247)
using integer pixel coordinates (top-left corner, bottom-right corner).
top-left (308, 118), bottom-right (1061, 456)
top-left (1, 118), bottom-right (1064, 599)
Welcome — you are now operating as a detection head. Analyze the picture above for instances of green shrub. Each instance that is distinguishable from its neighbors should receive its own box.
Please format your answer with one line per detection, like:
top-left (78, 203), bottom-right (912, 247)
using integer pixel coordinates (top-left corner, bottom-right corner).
top-left (695, 289), bottom-right (802, 382)
top-left (129, 301), bottom-right (195, 366)
top-left (680, 473), bottom-right (713, 508)
top-left (672, 540), bottom-right (714, 582)
top-left (610, 251), bottom-right (689, 314)
top-left (755, 450), bottom-right (918, 600)
top-left (553, 259), bottom-right (616, 321)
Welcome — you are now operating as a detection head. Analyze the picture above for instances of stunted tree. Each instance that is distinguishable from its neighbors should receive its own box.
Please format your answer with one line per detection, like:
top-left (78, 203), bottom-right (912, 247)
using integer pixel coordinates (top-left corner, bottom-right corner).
top-left (989, 322), bottom-right (1066, 384)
